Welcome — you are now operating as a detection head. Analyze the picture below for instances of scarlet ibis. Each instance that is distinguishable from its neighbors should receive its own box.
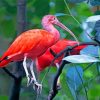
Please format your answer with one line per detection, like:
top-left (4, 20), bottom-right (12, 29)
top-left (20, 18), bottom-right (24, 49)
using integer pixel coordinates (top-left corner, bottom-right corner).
top-left (36, 39), bottom-right (87, 72)
top-left (0, 15), bottom-right (78, 90)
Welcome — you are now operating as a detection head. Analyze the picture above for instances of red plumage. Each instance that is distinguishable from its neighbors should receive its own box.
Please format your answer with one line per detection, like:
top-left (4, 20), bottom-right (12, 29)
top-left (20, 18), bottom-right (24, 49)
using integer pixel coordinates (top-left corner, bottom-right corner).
top-left (0, 29), bottom-right (55, 67)
top-left (36, 39), bottom-right (87, 71)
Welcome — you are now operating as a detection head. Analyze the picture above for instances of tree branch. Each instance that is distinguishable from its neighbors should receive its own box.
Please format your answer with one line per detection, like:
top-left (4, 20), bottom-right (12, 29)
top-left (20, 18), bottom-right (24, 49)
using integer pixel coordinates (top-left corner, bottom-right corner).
top-left (87, 34), bottom-right (100, 44)
top-left (48, 42), bottom-right (99, 100)
top-left (48, 53), bottom-right (69, 100)
top-left (9, 77), bottom-right (22, 100)
top-left (9, 0), bottom-right (27, 100)
top-left (51, 42), bottom-right (99, 66)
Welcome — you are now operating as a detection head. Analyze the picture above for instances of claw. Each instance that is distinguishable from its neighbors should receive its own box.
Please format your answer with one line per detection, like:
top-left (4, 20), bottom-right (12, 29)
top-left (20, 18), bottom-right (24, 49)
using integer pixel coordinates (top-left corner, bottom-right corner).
top-left (30, 78), bottom-right (42, 94)
top-left (34, 81), bottom-right (42, 94)
top-left (27, 76), bottom-right (42, 94)
top-left (29, 60), bottom-right (42, 93)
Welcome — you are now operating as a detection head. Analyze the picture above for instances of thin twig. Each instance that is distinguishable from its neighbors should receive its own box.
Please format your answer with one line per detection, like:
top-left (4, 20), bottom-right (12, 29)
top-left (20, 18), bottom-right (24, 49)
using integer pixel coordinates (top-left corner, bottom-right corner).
top-left (87, 34), bottom-right (100, 44)
top-left (64, 0), bottom-right (81, 26)
top-left (83, 63), bottom-right (95, 71)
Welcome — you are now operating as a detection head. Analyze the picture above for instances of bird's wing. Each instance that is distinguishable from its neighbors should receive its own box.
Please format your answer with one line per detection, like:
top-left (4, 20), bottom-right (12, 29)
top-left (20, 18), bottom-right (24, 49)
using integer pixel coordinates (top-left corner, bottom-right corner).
top-left (1, 29), bottom-right (52, 60)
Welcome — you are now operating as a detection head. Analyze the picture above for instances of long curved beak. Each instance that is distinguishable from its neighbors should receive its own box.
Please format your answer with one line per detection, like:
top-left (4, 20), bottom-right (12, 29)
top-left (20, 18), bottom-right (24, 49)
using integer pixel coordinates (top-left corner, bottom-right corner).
top-left (55, 20), bottom-right (79, 43)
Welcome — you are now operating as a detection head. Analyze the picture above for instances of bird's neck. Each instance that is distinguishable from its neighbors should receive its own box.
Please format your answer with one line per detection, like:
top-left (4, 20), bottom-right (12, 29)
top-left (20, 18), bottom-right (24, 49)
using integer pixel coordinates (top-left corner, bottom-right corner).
top-left (43, 23), bottom-right (60, 40)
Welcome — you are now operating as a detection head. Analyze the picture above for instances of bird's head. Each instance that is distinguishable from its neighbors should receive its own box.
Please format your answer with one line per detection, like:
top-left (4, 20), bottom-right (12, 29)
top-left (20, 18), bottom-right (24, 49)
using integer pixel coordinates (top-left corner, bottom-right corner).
top-left (42, 15), bottom-right (79, 43)
top-left (42, 15), bottom-right (58, 25)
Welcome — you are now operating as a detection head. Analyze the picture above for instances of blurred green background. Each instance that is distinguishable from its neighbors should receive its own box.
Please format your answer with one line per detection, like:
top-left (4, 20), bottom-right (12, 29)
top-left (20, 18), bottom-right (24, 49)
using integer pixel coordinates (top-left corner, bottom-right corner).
top-left (0, 0), bottom-right (100, 100)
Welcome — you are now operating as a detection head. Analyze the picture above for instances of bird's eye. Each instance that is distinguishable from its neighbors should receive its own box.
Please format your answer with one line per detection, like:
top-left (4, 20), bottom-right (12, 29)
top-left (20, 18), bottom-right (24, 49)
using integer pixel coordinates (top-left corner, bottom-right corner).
top-left (53, 17), bottom-right (56, 20)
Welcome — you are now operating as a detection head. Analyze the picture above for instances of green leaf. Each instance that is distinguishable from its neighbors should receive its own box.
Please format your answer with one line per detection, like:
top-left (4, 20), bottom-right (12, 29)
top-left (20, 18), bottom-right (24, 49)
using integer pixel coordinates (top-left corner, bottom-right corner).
top-left (86, 15), bottom-right (100, 23)
top-left (88, 84), bottom-right (100, 99)
top-left (66, 66), bottom-right (83, 90)
top-left (60, 72), bottom-right (74, 100)
top-left (63, 55), bottom-right (99, 63)
top-left (84, 70), bottom-right (94, 78)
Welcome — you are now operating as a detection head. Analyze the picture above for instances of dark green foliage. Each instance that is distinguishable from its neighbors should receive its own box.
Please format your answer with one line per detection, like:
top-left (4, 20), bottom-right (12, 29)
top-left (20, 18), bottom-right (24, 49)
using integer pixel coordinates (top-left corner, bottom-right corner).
top-left (0, 0), bottom-right (16, 38)
top-left (0, 0), bottom-right (100, 100)
top-left (34, 0), bottom-right (50, 17)
top-left (66, 66), bottom-right (84, 100)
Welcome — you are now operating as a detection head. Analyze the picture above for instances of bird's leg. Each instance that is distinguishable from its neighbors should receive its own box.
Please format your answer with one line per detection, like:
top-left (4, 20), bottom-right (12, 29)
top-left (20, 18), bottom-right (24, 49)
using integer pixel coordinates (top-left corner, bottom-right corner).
top-left (23, 56), bottom-right (31, 86)
top-left (30, 61), bottom-right (42, 93)
top-left (30, 61), bottom-right (37, 82)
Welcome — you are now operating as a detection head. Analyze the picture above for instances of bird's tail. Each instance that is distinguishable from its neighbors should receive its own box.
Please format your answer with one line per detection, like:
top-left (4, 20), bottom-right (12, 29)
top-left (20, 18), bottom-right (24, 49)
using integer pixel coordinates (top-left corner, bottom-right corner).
top-left (0, 58), bottom-right (11, 67)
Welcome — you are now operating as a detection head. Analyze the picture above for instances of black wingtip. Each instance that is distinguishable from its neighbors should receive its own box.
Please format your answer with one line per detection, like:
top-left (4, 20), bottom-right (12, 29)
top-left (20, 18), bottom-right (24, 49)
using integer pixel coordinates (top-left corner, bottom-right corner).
top-left (0, 56), bottom-right (8, 63)
top-left (50, 49), bottom-right (57, 57)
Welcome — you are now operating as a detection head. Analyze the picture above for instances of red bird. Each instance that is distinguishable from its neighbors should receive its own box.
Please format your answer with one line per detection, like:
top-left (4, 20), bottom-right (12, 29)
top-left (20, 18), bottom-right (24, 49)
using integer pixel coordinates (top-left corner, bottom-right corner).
top-left (36, 39), bottom-right (87, 72)
top-left (0, 15), bottom-right (78, 89)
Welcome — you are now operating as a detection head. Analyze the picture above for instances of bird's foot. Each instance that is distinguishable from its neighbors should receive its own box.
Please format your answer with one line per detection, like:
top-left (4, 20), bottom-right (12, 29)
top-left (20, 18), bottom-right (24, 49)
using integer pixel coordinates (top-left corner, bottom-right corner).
top-left (31, 79), bottom-right (42, 94)
top-left (34, 81), bottom-right (42, 94)
top-left (26, 76), bottom-right (42, 93)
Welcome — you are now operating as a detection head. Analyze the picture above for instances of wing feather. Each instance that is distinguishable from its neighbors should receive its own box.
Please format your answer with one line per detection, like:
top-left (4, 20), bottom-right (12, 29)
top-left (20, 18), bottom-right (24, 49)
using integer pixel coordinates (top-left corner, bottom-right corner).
top-left (1, 29), bottom-right (53, 60)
